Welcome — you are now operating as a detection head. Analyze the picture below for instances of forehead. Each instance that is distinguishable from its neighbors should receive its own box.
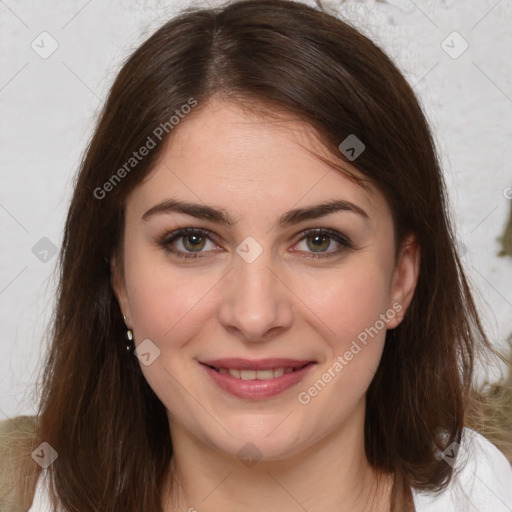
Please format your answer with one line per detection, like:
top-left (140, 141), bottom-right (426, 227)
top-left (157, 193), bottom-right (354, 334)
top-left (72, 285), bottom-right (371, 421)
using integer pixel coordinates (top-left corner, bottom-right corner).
top-left (128, 99), bottom-right (388, 224)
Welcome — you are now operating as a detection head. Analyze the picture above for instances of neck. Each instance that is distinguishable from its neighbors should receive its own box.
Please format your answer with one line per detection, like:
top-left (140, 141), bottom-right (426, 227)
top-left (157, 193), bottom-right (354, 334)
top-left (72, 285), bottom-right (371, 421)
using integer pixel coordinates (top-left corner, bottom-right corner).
top-left (161, 400), bottom-right (394, 512)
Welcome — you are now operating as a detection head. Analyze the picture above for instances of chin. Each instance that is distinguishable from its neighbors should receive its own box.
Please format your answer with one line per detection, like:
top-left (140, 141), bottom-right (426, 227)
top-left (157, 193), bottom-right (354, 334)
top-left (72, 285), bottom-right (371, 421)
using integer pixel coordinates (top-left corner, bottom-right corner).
top-left (202, 416), bottom-right (312, 462)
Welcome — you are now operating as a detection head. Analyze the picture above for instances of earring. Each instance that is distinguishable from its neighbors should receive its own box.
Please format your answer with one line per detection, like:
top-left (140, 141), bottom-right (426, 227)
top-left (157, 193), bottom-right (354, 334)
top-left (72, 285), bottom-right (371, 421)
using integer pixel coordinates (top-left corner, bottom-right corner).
top-left (122, 315), bottom-right (134, 352)
top-left (125, 328), bottom-right (134, 352)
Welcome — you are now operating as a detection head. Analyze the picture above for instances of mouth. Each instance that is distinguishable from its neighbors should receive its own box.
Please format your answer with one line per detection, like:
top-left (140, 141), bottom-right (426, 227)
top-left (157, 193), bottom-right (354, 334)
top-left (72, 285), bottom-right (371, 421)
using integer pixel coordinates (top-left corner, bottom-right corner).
top-left (199, 358), bottom-right (316, 399)
top-left (203, 363), bottom-right (310, 380)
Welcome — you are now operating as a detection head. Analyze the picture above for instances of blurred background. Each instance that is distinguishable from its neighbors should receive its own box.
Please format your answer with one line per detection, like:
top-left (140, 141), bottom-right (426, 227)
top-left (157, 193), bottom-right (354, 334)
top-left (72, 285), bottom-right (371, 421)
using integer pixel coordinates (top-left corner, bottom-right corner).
top-left (1, 0), bottom-right (511, 420)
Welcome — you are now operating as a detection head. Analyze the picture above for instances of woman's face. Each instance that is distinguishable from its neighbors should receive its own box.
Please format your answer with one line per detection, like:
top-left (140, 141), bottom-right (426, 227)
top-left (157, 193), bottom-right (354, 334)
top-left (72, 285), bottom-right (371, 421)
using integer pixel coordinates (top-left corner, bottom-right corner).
top-left (112, 98), bottom-right (419, 461)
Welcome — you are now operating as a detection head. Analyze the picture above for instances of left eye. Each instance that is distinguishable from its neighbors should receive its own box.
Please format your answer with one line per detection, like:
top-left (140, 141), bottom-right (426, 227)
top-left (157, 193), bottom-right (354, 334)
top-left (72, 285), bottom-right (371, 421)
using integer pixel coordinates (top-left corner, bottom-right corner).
top-left (290, 228), bottom-right (354, 259)
top-left (293, 229), bottom-right (351, 258)
top-left (158, 228), bottom-right (353, 259)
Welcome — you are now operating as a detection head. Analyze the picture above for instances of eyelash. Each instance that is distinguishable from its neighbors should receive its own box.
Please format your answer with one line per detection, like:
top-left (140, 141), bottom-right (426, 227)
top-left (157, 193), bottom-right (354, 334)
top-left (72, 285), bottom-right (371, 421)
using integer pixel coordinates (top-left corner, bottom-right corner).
top-left (157, 227), bottom-right (354, 260)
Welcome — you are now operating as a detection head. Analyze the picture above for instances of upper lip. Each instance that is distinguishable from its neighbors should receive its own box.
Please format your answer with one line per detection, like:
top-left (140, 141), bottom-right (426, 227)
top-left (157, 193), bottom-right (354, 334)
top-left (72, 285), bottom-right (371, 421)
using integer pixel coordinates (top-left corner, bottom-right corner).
top-left (200, 358), bottom-right (315, 370)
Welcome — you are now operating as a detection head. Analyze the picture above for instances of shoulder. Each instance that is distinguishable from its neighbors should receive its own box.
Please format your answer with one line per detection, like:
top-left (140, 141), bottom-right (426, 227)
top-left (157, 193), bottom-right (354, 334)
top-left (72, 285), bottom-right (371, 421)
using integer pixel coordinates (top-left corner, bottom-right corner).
top-left (412, 427), bottom-right (512, 512)
top-left (0, 415), bottom-right (41, 512)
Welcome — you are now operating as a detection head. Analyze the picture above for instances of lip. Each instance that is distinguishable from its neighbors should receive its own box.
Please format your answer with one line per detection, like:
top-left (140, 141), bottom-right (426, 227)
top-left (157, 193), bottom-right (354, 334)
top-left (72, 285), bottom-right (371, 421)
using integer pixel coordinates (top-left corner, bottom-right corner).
top-left (200, 358), bottom-right (316, 400)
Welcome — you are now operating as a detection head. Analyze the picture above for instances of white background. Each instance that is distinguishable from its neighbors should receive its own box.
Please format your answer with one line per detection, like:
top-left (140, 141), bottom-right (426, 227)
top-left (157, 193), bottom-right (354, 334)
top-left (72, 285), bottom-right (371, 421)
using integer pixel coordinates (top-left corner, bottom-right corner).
top-left (1, 0), bottom-right (511, 420)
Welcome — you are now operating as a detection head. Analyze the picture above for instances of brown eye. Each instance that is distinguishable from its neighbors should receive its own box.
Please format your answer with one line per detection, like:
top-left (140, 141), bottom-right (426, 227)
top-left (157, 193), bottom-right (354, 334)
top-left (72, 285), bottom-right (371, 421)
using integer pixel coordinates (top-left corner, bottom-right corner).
top-left (159, 228), bottom-right (219, 259)
top-left (306, 234), bottom-right (331, 253)
top-left (294, 228), bottom-right (354, 259)
top-left (182, 233), bottom-right (206, 252)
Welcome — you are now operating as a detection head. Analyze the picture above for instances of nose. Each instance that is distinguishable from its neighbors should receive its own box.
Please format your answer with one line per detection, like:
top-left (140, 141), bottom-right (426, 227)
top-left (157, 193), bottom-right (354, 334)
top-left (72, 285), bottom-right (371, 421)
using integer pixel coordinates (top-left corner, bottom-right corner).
top-left (217, 250), bottom-right (294, 343)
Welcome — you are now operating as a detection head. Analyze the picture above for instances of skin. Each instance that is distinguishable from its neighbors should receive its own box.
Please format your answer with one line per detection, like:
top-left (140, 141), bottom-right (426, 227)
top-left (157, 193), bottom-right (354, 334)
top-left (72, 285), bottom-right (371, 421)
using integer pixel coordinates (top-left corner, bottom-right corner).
top-left (111, 98), bottom-right (420, 512)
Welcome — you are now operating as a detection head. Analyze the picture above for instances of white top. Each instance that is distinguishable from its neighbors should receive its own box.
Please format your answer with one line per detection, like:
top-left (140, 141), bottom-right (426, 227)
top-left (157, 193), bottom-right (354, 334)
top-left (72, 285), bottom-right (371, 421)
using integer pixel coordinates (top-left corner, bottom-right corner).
top-left (29, 428), bottom-right (512, 511)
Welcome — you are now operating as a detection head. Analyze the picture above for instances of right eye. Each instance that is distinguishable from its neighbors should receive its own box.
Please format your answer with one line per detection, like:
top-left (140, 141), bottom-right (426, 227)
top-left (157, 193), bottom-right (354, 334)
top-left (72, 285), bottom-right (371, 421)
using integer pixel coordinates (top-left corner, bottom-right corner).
top-left (158, 228), bottom-right (222, 259)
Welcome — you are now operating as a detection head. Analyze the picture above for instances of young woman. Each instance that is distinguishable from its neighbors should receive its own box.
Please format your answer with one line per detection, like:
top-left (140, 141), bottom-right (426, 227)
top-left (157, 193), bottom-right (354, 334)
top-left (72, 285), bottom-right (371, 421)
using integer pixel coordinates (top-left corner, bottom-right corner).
top-left (2, 1), bottom-right (511, 511)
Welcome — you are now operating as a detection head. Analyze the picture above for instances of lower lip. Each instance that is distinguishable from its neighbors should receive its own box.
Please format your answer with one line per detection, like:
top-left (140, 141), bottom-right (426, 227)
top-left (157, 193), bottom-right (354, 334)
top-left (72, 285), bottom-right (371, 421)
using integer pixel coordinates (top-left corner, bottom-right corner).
top-left (201, 363), bottom-right (316, 400)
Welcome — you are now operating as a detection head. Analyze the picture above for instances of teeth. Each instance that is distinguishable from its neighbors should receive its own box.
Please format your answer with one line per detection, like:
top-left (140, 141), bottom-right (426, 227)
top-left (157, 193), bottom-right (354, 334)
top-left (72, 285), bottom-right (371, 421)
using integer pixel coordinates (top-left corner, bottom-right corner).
top-left (256, 369), bottom-right (274, 380)
top-left (273, 367), bottom-right (284, 378)
top-left (219, 367), bottom-right (297, 380)
top-left (240, 369), bottom-right (256, 380)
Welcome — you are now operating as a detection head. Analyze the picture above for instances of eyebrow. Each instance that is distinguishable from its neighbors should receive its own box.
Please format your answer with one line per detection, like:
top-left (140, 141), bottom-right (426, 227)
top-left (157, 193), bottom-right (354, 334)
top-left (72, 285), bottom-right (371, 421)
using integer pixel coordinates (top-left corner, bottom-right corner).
top-left (141, 198), bottom-right (369, 227)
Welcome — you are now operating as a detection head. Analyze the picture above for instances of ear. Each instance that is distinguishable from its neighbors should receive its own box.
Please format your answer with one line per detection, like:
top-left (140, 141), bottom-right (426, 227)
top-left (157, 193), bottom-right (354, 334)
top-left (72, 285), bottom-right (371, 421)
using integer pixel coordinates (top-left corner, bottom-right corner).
top-left (110, 253), bottom-right (133, 326)
top-left (386, 233), bottom-right (420, 329)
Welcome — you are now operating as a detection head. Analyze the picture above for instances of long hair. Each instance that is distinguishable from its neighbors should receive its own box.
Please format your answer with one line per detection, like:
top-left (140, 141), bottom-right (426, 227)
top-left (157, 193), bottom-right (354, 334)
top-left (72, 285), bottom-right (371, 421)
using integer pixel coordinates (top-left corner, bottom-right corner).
top-left (3, 1), bottom-right (509, 511)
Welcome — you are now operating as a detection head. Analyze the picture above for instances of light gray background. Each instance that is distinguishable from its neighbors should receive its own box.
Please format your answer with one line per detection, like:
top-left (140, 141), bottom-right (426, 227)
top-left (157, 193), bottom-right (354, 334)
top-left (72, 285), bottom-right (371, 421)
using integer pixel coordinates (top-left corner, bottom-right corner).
top-left (1, 0), bottom-right (511, 420)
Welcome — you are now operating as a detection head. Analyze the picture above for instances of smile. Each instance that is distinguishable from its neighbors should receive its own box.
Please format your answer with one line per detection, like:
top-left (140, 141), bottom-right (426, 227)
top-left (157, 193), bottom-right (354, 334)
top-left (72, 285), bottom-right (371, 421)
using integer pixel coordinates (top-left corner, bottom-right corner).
top-left (210, 365), bottom-right (306, 380)
top-left (199, 359), bottom-right (316, 399)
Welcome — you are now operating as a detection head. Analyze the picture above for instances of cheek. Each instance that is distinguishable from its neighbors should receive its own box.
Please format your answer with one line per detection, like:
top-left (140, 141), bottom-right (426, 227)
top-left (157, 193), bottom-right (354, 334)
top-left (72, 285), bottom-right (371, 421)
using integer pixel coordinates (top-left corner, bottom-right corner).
top-left (127, 273), bottom-right (213, 347)
top-left (123, 258), bottom-right (217, 414)
top-left (122, 236), bottom-right (216, 343)
top-left (297, 260), bottom-right (392, 352)
top-left (294, 266), bottom-right (391, 418)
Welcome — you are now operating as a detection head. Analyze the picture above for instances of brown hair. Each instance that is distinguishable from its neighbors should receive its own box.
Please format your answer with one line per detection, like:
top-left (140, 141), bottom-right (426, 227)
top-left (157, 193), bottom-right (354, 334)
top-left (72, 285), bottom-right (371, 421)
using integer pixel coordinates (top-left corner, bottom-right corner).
top-left (3, 1), bottom-right (508, 511)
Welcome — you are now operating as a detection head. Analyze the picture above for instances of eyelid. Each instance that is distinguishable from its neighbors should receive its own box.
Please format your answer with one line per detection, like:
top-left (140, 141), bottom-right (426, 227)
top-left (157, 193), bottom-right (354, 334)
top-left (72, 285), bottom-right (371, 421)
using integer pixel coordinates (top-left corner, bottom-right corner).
top-left (157, 226), bottom-right (354, 259)
top-left (158, 227), bottom-right (221, 257)
top-left (298, 227), bottom-right (354, 249)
